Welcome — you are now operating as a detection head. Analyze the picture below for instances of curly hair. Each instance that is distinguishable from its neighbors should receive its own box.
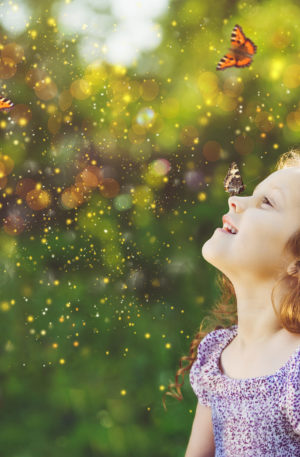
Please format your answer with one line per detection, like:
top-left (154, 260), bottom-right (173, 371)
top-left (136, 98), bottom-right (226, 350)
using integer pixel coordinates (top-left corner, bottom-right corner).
top-left (162, 147), bottom-right (300, 412)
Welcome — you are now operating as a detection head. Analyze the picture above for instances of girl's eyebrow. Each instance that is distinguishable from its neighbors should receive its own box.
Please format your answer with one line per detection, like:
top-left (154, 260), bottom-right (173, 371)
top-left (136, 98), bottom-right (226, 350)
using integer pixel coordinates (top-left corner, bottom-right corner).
top-left (253, 184), bottom-right (286, 202)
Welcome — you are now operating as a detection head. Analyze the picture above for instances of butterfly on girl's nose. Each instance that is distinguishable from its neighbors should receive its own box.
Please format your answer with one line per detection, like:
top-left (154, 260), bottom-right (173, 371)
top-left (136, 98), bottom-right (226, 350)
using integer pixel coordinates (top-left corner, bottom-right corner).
top-left (224, 162), bottom-right (245, 196)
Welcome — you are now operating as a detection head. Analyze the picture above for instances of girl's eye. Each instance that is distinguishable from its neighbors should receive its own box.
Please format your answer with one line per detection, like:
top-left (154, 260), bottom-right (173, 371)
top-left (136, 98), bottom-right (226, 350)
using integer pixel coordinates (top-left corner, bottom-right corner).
top-left (262, 196), bottom-right (272, 207)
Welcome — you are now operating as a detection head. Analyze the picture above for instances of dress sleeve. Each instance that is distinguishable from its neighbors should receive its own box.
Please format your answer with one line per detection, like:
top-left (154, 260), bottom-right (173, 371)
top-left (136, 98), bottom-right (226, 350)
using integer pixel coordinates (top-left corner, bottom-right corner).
top-left (189, 335), bottom-right (212, 407)
top-left (285, 354), bottom-right (300, 435)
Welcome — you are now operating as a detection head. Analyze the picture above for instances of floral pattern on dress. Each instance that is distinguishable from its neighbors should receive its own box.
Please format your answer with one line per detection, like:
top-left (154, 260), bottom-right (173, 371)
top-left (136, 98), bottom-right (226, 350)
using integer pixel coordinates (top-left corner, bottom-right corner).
top-left (189, 325), bottom-right (300, 456)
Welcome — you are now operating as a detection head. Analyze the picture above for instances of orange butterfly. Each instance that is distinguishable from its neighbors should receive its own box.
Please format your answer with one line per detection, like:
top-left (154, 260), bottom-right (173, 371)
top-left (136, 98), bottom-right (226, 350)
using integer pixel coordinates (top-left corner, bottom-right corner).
top-left (216, 24), bottom-right (257, 71)
top-left (0, 96), bottom-right (14, 110)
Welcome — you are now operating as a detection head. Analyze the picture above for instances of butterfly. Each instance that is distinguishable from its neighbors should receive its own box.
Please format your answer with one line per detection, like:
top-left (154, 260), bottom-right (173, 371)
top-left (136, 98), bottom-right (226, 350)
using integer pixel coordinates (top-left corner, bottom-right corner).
top-left (0, 96), bottom-right (14, 111)
top-left (223, 162), bottom-right (245, 196)
top-left (216, 24), bottom-right (257, 71)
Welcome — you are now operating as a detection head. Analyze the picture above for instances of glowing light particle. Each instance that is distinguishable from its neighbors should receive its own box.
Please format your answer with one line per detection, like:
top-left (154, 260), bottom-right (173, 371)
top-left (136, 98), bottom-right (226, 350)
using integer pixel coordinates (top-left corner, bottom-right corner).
top-left (136, 107), bottom-right (155, 126)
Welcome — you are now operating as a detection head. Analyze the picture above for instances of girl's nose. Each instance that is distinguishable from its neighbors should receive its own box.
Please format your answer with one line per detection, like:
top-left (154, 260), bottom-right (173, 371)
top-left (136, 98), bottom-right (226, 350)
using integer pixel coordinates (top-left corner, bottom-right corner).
top-left (228, 196), bottom-right (237, 210)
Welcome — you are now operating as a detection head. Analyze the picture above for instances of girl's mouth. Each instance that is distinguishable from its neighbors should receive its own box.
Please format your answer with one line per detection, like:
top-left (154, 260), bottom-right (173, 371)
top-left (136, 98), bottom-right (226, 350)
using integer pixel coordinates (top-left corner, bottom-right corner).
top-left (217, 228), bottom-right (236, 235)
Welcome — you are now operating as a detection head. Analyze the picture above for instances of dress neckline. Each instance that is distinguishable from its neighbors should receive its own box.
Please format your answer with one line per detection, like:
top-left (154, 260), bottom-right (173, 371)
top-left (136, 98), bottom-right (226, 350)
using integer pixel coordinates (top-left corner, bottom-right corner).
top-left (216, 324), bottom-right (300, 382)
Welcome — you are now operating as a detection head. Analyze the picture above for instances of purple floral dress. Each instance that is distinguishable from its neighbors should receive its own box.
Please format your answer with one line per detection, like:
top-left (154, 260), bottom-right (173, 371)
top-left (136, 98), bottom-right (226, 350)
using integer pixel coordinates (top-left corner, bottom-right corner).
top-left (189, 324), bottom-right (300, 456)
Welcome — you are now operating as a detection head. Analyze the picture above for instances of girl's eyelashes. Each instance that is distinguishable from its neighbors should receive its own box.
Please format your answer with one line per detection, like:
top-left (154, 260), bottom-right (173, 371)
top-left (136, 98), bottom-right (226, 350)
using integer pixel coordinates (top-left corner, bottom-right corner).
top-left (250, 194), bottom-right (273, 207)
top-left (233, 193), bottom-right (273, 207)
top-left (262, 196), bottom-right (272, 207)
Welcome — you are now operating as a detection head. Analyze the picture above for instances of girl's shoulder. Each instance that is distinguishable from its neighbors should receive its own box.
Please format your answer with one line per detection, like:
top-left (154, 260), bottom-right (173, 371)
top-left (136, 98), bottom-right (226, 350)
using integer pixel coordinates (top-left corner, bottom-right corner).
top-left (284, 336), bottom-right (300, 435)
top-left (285, 333), bottom-right (300, 376)
top-left (198, 324), bottom-right (236, 347)
top-left (193, 325), bottom-right (236, 365)
top-left (189, 326), bottom-right (236, 406)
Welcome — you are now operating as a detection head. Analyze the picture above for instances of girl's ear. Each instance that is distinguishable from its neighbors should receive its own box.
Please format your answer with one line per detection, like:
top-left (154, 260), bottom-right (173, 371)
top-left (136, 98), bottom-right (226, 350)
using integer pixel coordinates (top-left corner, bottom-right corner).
top-left (286, 259), bottom-right (300, 278)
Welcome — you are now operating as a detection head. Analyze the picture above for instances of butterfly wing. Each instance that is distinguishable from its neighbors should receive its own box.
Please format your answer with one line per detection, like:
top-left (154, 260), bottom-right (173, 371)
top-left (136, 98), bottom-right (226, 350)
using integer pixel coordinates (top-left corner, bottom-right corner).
top-left (244, 38), bottom-right (257, 56)
top-left (231, 24), bottom-right (246, 48)
top-left (216, 53), bottom-right (237, 71)
top-left (223, 162), bottom-right (245, 196)
top-left (0, 97), bottom-right (14, 110)
top-left (235, 56), bottom-right (253, 68)
top-left (217, 25), bottom-right (257, 70)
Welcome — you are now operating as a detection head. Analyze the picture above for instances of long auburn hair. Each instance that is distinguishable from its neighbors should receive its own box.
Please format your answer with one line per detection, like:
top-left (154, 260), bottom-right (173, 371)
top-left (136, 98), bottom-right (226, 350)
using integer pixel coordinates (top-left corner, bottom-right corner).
top-left (162, 148), bottom-right (300, 412)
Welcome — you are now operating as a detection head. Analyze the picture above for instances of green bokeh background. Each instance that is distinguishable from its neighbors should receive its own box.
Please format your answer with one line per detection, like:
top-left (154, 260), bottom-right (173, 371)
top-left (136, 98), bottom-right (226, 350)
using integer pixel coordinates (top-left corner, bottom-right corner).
top-left (0, 0), bottom-right (300, 456)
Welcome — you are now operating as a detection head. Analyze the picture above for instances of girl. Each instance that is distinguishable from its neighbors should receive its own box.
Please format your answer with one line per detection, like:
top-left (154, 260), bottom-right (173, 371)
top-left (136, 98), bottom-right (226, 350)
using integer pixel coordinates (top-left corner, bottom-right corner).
top-left (163, 149), bottom-right (300, 456)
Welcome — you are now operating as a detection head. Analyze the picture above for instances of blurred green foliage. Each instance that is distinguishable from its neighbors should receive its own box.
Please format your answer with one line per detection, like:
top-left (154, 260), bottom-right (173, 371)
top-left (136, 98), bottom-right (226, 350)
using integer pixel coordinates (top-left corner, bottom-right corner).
top-left (0, 0), bottom-right (299, 455)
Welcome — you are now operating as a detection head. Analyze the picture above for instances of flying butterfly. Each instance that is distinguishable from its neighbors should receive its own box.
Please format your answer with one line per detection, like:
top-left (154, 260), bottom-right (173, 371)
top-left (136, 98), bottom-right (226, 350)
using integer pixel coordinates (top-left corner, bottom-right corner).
top-left (216, 24), bottom-right (257, 71)
top-left (223, 162), bottom-right (245, 196)
top-left (0, 96), bottom-right (14, 111)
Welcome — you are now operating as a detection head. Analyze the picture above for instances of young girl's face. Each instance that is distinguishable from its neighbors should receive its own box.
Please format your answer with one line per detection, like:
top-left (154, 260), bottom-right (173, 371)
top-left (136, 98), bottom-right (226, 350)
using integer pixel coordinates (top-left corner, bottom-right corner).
top-left (202, 167), bottom-right (300, 281)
